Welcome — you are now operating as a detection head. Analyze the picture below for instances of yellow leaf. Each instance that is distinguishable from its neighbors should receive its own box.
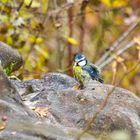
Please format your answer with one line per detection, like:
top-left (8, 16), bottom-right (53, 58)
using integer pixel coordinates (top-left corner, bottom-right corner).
top-left (24, 0), bottom-right (41, 8)
top-left (35, 45), bottom-right (49, 59)
top-left (30, 18), bottom-right (39, 29)
top-left (67, 37), bottom-right (78, 46)
top-left (29, 35), bottom-right (36, 43)
top-left (36, 37), bottom-right (42, 44)
top-left (100, 0), bottom-right (111, 7)
top-left (112, 0), bottom-right (128, 8)
top-left (1, 0), bottom-right (8, 3)
top-left (41, 0), bottom-right (48, 13)
top-left (6, 36), bottom-right (13, 45)
top-left (122, 77), bottom-right (129, 87)
top-left (100, 0), bottom-right (128, 8)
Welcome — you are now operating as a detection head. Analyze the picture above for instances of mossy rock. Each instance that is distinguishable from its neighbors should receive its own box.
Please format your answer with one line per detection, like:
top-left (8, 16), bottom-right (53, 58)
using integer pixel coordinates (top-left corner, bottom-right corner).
top-left (0, 42), bottom-right (23, 75)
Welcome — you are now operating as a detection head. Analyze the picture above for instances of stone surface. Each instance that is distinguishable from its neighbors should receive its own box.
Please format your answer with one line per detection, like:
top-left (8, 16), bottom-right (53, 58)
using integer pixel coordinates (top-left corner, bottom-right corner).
top-left (12, 73), bottom-right (140, 135)
top-left (0, 70), bottom-right (140, 139)
top-left (0, 41), bottom-right (140, 139)
top-left (0, 67), bottom-right (94, 140)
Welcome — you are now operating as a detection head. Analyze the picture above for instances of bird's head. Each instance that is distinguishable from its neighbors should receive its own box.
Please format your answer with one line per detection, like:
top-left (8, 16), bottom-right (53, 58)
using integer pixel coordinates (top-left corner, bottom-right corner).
top-left (73, 53), bottom-right (87, 67)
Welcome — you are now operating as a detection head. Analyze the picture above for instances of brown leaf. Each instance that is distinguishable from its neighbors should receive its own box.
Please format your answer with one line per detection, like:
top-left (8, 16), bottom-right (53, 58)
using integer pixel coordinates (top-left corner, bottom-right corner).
top-left (0, 122), bottom-right (6, 131)
top-left (112, 53), bottom-right (124, 63)
top-left (134, 37), bottom-right (140, 46)
top-left (32, 107), bottom-right (49, 118)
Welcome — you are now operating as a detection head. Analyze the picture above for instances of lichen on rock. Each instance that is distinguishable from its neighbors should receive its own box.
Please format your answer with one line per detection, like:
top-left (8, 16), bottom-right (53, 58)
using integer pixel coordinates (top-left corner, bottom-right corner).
top-left (0, 42), bottom-right (23, 75)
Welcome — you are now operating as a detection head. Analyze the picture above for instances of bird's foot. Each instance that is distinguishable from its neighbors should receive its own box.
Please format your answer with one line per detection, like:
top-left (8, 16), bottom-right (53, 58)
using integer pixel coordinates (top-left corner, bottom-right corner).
top-left (73, 83), bottom-right (84, 90)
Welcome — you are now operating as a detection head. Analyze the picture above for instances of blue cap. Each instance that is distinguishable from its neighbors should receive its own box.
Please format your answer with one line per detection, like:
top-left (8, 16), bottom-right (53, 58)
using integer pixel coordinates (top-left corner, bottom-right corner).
top-left (74, 53), bottom-right (85, 62)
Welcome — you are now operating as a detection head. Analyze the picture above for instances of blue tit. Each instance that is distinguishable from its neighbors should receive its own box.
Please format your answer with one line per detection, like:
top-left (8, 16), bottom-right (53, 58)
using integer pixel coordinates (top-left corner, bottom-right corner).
top-left (73, 53), bottom-right (104, 88)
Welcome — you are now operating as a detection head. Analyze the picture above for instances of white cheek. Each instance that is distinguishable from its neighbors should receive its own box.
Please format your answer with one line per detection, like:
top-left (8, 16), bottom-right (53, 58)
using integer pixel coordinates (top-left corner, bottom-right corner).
top-left (78, 60), bottom-right (86, 66)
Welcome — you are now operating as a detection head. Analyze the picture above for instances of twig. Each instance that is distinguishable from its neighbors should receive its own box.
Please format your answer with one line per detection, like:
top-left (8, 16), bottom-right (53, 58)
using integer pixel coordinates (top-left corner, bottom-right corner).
top-left (96, 17), bottom-right (140, 66)
top-left (79, 0), bottom-right (89, 52)
top-left (26, 0), bottom-right (33, 8)
top-left (67, 1), bottom-right (74, 67)
top-left (52, 0), bottom-right (63, 69)
top-left (17, 0), bottom-right (25, 11)
top-left (77, 86), bottom-right (115, 140)
top-left (111, 61), bottom-right (118, 85)
top-left (99, 37), bottom-right (137, 69)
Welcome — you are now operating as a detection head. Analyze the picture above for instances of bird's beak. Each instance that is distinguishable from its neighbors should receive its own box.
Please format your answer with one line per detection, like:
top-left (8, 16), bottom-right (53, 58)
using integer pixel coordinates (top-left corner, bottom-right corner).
top-left (74, 62), bottom-right (77, 66)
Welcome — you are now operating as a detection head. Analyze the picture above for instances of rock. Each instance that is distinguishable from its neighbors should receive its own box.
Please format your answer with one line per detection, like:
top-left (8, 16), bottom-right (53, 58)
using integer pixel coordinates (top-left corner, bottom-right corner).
top-left (12, 73), bottom-right (140, 135)
top-left (0, 42), bottom-right (139, 139)
top-left (11, 79), bottom-right (44, 96)
top-left (0, 119), bottom-right (96, 140)
top-left (0, 65), bottom-right (35, 117)
top-left (0, 42), bottom-right (23, 73)
top-left (1, 42), bottom-right (134, 139)
top-left (42, 73), bottom-right (77, 90)
top-left (12, 72), bottom-right (77, 96)
top-left (0, 64), bottom-right (96, 140)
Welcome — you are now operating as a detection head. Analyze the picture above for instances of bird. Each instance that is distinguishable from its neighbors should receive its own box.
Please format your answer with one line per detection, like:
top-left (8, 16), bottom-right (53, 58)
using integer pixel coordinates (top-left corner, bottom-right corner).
top-left (73, 53), bottom-right (104, 88)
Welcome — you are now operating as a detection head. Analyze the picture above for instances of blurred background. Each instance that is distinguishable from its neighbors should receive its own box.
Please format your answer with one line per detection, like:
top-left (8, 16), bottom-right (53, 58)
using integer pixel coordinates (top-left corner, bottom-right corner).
top-left (0, 0), bottom-right (140, 96)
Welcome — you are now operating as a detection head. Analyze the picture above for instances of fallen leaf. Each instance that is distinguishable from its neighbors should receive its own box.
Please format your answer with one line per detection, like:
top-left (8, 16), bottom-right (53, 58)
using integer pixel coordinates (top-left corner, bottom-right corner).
top-left (0, 122), bottom-right (6, 131)
top-left (32, 107), bottom-right (49, 118)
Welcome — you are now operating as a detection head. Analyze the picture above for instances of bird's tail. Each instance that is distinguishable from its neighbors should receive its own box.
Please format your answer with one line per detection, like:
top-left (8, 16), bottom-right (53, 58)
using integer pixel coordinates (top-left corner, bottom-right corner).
top-left (98, 77), bottom-right (104, 83)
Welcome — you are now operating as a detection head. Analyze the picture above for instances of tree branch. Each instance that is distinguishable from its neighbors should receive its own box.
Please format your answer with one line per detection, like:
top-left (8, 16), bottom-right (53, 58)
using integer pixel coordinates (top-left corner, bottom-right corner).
top-left (99, 37), bottom-right (137, 69)
top-left (79, 0), bottom-right (89, 52)
top-left (96, 17), bottom-right (140, 66)
top-left (67, 1), bottom-right (74, 67)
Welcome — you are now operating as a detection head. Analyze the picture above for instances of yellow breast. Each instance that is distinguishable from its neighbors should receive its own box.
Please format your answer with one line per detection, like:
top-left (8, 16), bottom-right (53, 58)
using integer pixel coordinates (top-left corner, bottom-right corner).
top-left (73, 65), bottom-right (84, 85)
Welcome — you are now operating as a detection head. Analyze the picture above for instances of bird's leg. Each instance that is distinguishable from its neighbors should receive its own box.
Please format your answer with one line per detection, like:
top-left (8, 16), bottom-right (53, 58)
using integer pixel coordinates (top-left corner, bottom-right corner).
top-left (73, 83), bottom-right (84, 90)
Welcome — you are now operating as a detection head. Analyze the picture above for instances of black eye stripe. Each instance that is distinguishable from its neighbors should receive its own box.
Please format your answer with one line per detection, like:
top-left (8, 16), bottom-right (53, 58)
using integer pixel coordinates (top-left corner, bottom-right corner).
top-left (78, 60), bottom-right (83, 63)
top-left (78, 59), bottom-right (86, 63)
top-left (77, 59), bottom-right (87, 66)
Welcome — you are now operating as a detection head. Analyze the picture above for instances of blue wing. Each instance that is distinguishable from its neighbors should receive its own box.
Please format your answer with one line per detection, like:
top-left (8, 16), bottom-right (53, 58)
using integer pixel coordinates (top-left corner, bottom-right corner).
top-left (82, 65), bottom-right (104, 83)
